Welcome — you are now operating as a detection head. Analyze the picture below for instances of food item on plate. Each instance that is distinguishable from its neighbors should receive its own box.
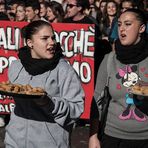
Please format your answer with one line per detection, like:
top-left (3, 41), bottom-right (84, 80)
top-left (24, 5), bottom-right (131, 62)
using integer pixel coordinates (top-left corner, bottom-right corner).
top-left (141, 86), bottom-right (148, 95)
top-left (0, 81), bottom-right (45, 96)
top-left (131, 82), bottom-right (148, 95)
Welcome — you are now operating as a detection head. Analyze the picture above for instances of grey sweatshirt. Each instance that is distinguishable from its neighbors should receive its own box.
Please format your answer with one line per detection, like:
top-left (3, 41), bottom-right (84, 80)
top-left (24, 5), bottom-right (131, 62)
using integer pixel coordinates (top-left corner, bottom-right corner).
top-left (94, 52), bottom-right (148, 140)
top-left (5, 58), bottom-right (84, 148)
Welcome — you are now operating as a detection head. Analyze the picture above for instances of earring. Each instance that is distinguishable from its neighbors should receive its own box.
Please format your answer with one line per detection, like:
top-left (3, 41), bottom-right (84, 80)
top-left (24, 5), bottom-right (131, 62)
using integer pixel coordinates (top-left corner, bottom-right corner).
top-left (31, 46), bottom-right (33, 49)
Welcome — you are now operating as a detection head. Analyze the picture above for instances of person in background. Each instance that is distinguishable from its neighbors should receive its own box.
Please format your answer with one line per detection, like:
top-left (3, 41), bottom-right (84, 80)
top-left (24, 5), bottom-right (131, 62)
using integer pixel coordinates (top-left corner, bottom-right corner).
top-left (120, 0), bottom-right (137, 13)
top-left (0, 12), bottom-right (9, 20)
top-left (63, 0), bottom-right (95, 24)
top-left (39, 1), bottom-right (48, 21)
top-left (6, 5), bottom-right (12, 14)
top-left (61, 0), bottom-right (68, 12)
top-left (7, 0), bottom-right (20, 21)
top-left (16, 1), bottom-right (26, 22)
top-left (143, 0), bottom-right (148, 11)
top-left (95, 0), bottom-right (101, 8)
top-left (46, 1), bottom-right (65, 23)
top-left (9, 0), bottom-right (20, 14)
top-left (85, 0), bottom-right (98, 19)
top-left (39, 0), bottom-right (46, 2)
top-left (89, 8), bottom-right (148, 148)
top-left (7, 12), bottom-right (16, 21)
top-left (100, 0), bottom-right (119, 40)
top-left (0, 0), bottom-right (4, 2)
top-left (4, 20), bottom-right (84, 148)
top-left (114, 0), bottom-right (121, 5)
top-left (0, 2), bottom-right (6, 13)
top-left (96, 0), bottom-right (107, 31)
top-left (25, 0), bottom-right (41, 22)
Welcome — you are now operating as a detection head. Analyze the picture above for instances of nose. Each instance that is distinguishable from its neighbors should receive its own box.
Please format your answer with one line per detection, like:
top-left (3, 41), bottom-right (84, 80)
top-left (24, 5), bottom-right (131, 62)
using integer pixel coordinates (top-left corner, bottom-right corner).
top-left (119, 24), bottom-right (125, 32)
top-left (25, 11), bottom-right (28, 16)
top-left (47, 37), bottom-right (55, 45)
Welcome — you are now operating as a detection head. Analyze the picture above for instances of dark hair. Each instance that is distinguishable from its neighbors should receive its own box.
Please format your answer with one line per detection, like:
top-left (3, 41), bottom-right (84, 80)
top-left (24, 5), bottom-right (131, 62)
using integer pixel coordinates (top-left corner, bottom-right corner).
top-left (103, 0), bottom-right (119, 28)
top-left (120, 8), bottom-right (147, 25)
top-left (120, 0), bottom-right (138, 9)
top-left (9, 0), bottom-right (20, 5)
top-left (22, 20), bottom-right (53, 42)
top-left (25, 0), bottom-right (40, 11)
top-left (47, 1), bottom-right (65, 22)
top-left (8, 12), bottom-right (16, 19)
top-left (76, 0), bottom-right (90, 12)
top-left (40, 1), bottom-right (49, 9)
top-left (17, 1), bottom-right (26, 9)
top-left (0, 2), bottom-right (6, 9)
top-left (0, 12), bottom-right (9, 20)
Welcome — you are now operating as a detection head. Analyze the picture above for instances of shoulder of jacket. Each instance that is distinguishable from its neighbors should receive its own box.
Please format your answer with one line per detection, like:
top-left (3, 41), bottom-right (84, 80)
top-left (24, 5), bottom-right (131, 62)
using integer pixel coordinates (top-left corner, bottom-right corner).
top-left (9, 59), bottom-right (22, 69)
top-left (104, 51), bottom-right (115, 61)
top-left (57, 58), bottom-right (74, 73)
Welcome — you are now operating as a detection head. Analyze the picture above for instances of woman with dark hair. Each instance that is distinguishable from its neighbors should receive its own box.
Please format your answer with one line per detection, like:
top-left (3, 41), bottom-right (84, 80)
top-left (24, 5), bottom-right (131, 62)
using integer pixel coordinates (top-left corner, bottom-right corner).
top-left (89, 8), bottom-right (148, 148)
top-left (46, 1), bottom-right (65, 23)
top-left (16, 1), bottom-right (26, 22)
top-left (4, 20), bottom-right (84, 148)
top-left (100, 0), bottom-right (119, 40)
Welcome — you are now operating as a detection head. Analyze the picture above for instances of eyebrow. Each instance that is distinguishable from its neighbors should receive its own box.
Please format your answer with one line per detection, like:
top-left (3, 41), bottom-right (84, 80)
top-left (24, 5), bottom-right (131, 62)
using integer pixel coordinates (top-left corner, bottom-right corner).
top-left (39, 35), bottom-right (54, 37)
top-left (118, 20), bottom-right (132, 23)
top-left (40, 35), bottom-right (51, 37)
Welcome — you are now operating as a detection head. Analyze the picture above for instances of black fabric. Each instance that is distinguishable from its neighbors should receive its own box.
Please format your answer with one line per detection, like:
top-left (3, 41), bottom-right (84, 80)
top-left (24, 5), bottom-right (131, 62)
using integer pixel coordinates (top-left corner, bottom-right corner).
top-left (89, 97), bottom-right (99, 137)
top-left (97, 86), bottom-right (111, 140)
top-left (134, 96), bottom-right (148, 116)
top-left (63, 16), bottom-right (94, 24)
top-left (14, 96), bottom-right (55, 122)
top-left (101, 134), bottom-right (148, 148)
top-left (115, 35), bottom-right (148, 64)
top-left (18, 42), bottom-right (63, 76)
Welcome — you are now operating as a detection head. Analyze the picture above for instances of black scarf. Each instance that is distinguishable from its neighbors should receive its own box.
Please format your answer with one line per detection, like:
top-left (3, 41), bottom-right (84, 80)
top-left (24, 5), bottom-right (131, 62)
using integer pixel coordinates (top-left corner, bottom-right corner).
top-left (18, 43), bottom-right (63, 76)
top-left (115, 35), bottom-right (148, 64)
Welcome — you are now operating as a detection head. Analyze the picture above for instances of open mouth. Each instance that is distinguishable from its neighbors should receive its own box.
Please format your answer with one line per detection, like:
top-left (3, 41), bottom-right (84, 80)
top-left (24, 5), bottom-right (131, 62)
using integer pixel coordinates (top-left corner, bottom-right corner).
top-left (120, 33), bottom-right (126, 39)
top-left (47, 47), bottom-right (55, 54)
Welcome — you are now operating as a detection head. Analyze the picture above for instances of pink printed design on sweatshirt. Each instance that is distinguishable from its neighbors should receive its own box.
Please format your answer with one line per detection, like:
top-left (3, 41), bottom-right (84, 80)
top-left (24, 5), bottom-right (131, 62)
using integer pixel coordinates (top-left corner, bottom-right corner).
top-left (116, 65), bottom-right (147, 122)
top-left (116, 84), bottom-right (121, 90)
top-left (140, 67), bottom-right (146, 72)
top-left (119, 105), bottom-right (132, 120)
top-left (140, 67), bottom-right (148, 78)
top-left (119, 107), bottom-right (147, 122)
top-left (145, 74), bottom-right (148, 78)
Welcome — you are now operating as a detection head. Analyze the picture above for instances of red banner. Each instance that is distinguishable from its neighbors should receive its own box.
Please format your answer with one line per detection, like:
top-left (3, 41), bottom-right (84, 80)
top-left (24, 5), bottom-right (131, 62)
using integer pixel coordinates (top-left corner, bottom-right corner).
top-left (0, 21), bottom-right (95, 119)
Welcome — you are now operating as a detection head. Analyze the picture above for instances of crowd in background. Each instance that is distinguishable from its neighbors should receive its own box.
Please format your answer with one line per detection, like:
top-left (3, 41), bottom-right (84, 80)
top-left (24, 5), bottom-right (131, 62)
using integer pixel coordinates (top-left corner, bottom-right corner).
top-left (0, 0), bottom-right (147, 41)
top-left (0, 0), bottom-right (148, 127)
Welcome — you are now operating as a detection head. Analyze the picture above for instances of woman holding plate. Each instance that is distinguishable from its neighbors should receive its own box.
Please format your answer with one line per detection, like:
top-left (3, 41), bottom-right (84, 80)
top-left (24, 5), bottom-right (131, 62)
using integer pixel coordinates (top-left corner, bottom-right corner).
top-left (89, 8), bottom-right (148, 148)
top-left (4, 20), bottom-right (84, 148)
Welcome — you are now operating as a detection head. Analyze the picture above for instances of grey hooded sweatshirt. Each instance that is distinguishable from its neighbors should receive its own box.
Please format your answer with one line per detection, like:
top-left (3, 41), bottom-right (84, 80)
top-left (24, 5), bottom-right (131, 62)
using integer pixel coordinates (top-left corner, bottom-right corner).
top-left (5, 58), bottom-right (84, 148)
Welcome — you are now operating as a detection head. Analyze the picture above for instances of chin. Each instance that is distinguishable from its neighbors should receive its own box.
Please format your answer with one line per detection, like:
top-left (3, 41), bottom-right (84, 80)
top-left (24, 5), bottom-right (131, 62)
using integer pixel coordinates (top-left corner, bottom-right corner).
top-left (120, 40), bottom-right (130, 46)
top-left (46, 55), bottom-right (54, 59)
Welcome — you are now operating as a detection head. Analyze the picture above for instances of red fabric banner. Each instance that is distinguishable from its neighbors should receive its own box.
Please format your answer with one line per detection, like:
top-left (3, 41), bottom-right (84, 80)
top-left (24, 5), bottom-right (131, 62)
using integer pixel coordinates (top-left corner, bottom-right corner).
top-left (0, 21), bottom-right (95, 119)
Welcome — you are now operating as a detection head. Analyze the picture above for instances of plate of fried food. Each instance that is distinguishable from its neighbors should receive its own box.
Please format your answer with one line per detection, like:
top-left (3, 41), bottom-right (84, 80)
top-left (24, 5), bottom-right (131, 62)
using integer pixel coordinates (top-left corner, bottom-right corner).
top-left (129, 81), bottom-right (148, 115)
top-left (128, 81), bottom-right (148, 97)
top-left (0, 81), bottom-right (46, 98)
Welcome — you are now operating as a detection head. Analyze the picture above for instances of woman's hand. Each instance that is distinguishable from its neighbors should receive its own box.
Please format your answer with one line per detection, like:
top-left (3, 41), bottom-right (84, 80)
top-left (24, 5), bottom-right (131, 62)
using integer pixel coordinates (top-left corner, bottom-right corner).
top-left (88, 133), bottom-right (101, 148)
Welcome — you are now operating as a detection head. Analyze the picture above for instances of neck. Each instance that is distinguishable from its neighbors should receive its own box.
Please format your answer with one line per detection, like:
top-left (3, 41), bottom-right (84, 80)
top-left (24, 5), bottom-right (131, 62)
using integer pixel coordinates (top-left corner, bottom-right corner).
top-left (109, 15), bottom-right (114, 26)
top-left (49, 17), bottom-right (57, 23)
top-left (73, 13), bottom-right (85, 21)
top-left (32, 15), bottom-right (40, 22)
